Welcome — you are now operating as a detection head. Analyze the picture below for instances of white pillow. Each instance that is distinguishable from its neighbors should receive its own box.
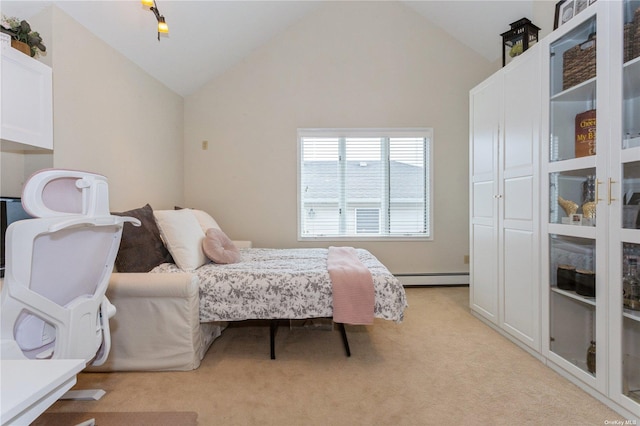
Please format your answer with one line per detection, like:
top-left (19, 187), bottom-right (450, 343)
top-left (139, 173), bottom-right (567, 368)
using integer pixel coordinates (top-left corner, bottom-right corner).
top-left (154, 209), bottom-right (207, 271)
top-left (190, 209), bottom-right (222, 233)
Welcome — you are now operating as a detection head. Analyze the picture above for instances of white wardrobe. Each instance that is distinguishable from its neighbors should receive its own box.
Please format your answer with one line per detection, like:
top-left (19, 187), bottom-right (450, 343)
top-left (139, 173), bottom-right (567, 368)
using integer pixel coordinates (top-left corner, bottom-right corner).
top-left (470, 0), bottom-right (640, 420)
top-left (469, 43), bottom-right (541, 353)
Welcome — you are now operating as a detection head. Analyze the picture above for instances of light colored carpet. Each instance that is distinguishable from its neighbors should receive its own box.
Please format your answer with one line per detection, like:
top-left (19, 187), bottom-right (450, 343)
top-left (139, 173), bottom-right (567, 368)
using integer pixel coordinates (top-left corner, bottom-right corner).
top-left (42, 287), bottom-right (624, 425)
top-left (32, 411), bottom-right (197, 426)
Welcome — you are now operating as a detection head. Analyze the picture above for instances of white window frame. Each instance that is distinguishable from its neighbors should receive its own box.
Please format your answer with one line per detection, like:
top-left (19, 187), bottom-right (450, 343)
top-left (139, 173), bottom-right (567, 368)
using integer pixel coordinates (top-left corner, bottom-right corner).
top-left (297, 128), bottom-right (434, 242)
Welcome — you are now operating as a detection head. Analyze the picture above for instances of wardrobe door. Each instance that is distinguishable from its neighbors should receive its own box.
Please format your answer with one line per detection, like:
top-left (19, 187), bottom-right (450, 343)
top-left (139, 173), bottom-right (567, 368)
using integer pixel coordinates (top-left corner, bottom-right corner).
top-left (501, 45), bottom-right (541, 350)
top-left (470, 73), bottom-right (502, 324)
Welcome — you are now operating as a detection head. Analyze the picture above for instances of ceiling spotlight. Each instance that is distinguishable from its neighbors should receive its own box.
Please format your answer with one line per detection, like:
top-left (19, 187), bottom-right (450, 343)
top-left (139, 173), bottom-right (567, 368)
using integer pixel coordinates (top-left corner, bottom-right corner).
top-left (157, 16), bottom-right (168, 34)
top-left (141, 0), bottom-right (168, 41)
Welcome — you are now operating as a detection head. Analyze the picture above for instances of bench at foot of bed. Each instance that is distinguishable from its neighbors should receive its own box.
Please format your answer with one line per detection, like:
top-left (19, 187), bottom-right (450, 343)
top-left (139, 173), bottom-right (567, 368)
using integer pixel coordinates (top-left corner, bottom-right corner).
top-left (269, 319), bottom-right (351, 360)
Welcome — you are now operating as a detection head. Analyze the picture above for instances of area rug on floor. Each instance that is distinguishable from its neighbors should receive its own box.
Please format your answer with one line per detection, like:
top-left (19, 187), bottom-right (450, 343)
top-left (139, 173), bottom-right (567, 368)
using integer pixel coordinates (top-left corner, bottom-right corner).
top-left (32, 411), bottom-right (198, 426)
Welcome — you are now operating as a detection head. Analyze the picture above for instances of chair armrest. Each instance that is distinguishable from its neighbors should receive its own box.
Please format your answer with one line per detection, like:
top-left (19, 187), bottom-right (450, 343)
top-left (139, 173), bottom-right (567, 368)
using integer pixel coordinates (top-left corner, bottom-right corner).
top-left (107, 272), bottom-right (198, 298)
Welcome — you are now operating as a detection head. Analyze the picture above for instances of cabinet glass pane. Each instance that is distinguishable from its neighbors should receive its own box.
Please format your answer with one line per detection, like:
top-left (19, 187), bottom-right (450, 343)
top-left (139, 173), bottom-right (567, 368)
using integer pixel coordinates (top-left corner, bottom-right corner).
top-left (624, 318), bottom-right (640, 403)
top-left (550, 235), bottom-right (596, 290)
top-left (623, 243), bottom-right (640, 402)
top-left (550, 18), bottom-right (597, 162)
top-left (623, 162), bottom-right (640, 228)
top-left (623, 243), bottom-right (640, 311)
top-left (623, 1), bottom-right (640, 149)
top-left (550, 292), bottom-right (597, 375)
top-left (550, 235), bottom-right (596, 375)
top-left (550, 169), bottom-right (597, 226)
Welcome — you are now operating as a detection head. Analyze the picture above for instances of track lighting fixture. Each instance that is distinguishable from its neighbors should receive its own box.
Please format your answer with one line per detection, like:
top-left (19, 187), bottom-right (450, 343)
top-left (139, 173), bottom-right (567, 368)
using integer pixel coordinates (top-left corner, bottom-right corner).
top-left (141, 0), bottom-right (168, 41)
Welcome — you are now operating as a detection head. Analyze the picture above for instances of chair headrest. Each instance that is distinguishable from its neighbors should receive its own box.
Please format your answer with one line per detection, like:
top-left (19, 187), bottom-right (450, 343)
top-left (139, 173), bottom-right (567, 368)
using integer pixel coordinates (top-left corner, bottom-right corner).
top-left (21, 169), bottom-right (111, 219)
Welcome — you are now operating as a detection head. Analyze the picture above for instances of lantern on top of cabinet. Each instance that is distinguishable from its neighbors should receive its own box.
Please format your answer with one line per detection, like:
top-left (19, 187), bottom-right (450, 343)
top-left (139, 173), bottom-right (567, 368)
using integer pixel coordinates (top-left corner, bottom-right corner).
top-left (501, 18), bottom-right (540, 67)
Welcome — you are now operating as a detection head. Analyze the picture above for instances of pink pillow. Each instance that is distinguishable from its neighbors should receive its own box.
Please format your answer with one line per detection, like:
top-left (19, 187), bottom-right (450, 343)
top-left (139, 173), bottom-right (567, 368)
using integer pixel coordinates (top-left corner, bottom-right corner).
top-left (202, 228), bottom-right (241, 264)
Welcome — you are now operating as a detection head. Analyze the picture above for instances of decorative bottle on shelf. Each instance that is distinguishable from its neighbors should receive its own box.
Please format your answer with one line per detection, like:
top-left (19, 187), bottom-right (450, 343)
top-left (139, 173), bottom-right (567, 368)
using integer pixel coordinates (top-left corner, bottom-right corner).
top-left (623, 257), bottom-right (640, 311)
top-left (587, 341), bottom-right (596, 374)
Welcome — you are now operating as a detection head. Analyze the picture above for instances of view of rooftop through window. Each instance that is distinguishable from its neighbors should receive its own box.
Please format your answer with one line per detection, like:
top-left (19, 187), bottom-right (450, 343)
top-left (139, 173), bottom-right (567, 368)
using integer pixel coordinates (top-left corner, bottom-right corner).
top-left (298, 129), bottom-right (432, 240)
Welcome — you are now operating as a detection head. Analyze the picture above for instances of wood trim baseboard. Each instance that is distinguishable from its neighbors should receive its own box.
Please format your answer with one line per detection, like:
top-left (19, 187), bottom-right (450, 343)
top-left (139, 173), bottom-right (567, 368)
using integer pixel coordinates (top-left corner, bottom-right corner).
top-left (395, 273), bottom-right (469, 286)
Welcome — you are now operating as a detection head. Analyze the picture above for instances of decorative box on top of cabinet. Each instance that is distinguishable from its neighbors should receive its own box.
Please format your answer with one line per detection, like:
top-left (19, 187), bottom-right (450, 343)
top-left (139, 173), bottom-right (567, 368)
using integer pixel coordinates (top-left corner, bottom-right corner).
top-left (0, 44), bottom-right (53, 150)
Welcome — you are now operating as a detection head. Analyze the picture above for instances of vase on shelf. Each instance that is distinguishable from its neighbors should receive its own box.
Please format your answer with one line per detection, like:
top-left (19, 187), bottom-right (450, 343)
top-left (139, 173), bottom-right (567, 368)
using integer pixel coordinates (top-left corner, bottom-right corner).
top-left (587, 341), bottom-right (596, 374)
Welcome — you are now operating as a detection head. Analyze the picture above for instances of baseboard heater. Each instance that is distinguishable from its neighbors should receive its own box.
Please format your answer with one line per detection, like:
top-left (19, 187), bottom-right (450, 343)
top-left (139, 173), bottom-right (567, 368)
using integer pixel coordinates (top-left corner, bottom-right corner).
top-left (394, 272), bottom-right (469, 286)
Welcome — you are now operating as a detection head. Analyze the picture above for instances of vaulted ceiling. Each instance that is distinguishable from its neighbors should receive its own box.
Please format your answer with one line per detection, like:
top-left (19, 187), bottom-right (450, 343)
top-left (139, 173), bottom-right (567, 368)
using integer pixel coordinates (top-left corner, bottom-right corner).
top-left (1, 1), bottom-right (535, 96)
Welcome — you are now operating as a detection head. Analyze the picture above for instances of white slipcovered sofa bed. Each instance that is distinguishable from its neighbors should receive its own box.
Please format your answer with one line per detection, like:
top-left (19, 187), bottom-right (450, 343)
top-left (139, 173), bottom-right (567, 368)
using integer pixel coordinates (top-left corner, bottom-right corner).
top-left (90, 204), bottom-right (407, 372)
top-left (90, 271), bottom-right (223, 372)
top-left (89, 204), bottom-right (249, 372)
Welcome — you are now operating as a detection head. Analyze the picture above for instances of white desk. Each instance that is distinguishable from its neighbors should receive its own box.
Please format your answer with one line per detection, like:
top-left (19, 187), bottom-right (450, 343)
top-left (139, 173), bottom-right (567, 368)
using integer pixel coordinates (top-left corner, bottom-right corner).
top-left (1, 358), bottom-right (85, 425)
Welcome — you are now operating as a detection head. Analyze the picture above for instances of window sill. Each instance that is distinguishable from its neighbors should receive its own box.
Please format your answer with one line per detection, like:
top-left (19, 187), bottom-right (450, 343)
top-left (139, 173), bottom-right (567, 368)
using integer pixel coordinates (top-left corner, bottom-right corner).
top-left (297, 236), bottom-right (433, 242)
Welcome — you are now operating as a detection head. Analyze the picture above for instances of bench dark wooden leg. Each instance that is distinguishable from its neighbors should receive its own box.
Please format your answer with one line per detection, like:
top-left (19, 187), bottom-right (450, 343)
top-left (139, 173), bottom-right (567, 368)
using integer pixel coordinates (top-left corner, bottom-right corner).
top-left (337, 322), bottom-right (351, 357)
top-left (270, 319), bottom-right (278, 360)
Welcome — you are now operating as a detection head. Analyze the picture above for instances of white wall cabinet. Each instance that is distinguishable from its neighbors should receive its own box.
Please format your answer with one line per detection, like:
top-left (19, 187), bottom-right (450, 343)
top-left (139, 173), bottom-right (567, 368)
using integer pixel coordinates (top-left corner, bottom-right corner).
top-left (0, 45), bottom-right (53, 150)
top-left (469, 43), bottom-right (541, 352)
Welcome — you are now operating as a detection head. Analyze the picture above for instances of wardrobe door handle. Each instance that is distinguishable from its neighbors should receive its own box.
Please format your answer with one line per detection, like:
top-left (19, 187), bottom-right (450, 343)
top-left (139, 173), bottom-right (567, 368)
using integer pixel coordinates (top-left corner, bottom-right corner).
top-left (595, 179), bottom-right (603, 203)
top-left (608, 178), bottom-right (617, 205)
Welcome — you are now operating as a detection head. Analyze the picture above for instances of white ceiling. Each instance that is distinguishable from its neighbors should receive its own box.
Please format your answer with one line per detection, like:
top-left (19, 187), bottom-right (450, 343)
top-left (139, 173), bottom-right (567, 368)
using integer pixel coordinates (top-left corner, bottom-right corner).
top-left (0, 1), bottom-right (534, 97)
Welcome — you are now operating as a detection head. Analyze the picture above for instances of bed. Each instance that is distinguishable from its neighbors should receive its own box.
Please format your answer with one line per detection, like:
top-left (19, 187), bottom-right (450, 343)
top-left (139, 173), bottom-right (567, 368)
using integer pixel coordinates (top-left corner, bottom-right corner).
top-left (153, 247), bottom-right (407, 323)
top-left (152, 247), bottom-right (407, 358)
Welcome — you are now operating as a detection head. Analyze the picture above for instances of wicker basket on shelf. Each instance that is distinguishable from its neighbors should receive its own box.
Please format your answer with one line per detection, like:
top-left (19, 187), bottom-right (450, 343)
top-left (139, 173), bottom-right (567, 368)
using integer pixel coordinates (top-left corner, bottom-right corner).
top-left (632, 7), bottom-right (640, 61)
top-left (625, 22), bottom-right (634, 63)
top-left (563, 36), bottom-right (596, 90)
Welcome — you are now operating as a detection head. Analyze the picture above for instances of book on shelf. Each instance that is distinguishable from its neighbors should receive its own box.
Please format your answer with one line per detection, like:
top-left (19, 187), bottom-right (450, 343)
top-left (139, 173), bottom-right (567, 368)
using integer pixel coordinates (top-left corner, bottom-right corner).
top-left (575, 109), bottom-right (596, 158)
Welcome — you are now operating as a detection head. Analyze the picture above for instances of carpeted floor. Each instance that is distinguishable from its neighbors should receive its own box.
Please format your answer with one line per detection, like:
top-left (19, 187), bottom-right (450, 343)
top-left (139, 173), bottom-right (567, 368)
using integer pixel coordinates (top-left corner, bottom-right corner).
top-left (32, 411), bottom-right (198, 426)
top-left (40, 287), bottom-right (625, 425)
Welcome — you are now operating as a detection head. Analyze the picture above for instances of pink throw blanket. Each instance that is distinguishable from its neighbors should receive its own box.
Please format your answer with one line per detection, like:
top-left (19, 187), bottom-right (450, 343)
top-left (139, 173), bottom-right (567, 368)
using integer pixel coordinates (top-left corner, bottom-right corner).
top-left (327, 246), bottom-right (374, 325)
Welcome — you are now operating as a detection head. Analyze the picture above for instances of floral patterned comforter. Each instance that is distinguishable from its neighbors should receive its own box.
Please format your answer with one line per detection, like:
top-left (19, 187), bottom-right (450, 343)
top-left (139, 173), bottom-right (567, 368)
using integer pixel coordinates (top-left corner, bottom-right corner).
top-left (152, 248), bottom-right (407, 323)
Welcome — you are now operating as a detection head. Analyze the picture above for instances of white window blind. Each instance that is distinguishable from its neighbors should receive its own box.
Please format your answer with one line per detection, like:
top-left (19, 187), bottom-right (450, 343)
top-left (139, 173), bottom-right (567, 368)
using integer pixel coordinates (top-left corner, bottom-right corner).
top-left (298, 128), bottom-right (432, 240)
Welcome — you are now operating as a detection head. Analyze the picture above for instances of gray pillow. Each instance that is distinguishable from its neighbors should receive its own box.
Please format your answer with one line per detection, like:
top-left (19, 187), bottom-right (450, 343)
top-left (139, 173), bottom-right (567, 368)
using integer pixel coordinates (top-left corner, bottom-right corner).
top-left (113, 204), bottom-right (173, 272)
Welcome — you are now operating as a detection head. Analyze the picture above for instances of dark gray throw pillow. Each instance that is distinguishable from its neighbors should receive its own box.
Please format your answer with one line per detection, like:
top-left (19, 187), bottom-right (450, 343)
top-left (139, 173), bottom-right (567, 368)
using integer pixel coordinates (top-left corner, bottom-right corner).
top-left (112, 204), bottom-right (173, 272)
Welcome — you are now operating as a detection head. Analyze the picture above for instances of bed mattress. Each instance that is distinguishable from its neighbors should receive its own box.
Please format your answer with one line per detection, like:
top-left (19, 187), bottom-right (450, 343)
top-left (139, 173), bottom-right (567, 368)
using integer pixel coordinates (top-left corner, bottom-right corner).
top-left (152, 248), bottom-right (407, 323)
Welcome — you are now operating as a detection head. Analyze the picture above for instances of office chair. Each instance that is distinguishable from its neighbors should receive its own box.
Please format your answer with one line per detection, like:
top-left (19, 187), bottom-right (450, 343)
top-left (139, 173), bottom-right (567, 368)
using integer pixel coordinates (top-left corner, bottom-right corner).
top-left (0, 169), bottom-right (139, 399)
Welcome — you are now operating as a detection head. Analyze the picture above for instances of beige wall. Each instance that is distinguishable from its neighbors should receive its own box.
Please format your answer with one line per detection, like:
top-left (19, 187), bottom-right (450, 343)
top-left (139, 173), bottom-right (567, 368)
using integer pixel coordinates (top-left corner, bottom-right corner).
top-left (2, 2), bottom-right (518, 275)
top-left (0, 150), bottom-right (26, 197)
top-left (0, 7), bottom-right (185, 211)
top-left (184, 1), bottom-right (494, 274)
top-left (49, 7), bottom-right (185, 211)
top-left (533, 0), bottom-right (560, 40)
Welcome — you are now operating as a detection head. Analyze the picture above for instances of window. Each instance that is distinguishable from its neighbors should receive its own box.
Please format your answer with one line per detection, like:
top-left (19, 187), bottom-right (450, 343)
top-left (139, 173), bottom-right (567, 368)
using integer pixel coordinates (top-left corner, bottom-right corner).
top-left (298, 128), bottom-right (433, 240)
top-left (355, 208), bottom-right (381, 234)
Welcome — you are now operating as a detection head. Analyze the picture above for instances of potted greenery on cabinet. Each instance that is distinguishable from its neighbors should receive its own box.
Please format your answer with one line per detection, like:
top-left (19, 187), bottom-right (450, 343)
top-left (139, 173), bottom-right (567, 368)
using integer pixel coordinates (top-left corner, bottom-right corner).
top-left (1, 15), bottom-right (45, 57)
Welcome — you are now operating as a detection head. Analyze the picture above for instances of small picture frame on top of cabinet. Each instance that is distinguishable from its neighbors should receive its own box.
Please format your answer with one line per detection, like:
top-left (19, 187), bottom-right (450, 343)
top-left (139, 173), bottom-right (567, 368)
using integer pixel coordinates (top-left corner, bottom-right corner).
top-left (575, 0), bottom-right (588, 15)
top-left (555, 0), bottom-right (575, 29)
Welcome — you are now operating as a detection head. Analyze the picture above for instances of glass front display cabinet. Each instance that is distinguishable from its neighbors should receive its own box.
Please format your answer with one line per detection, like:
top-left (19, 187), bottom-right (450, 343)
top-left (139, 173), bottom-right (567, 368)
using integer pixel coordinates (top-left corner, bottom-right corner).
top-left (537, 0), bottom-right (640, 417)
top-left (618, 0), bottom-right (640, 410)
top-left (545, 10), bottom-right (603, 386)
